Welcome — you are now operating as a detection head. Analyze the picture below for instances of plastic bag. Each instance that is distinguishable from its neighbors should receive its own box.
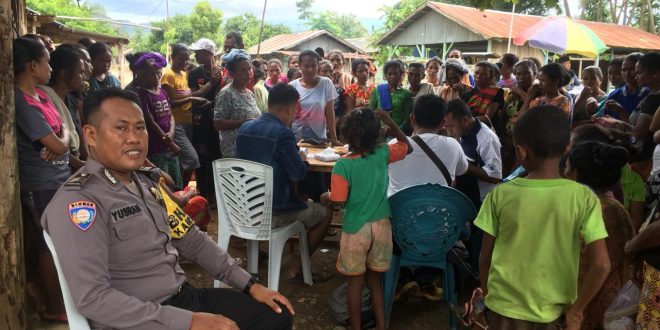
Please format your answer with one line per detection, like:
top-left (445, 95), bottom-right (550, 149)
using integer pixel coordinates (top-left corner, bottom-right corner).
top-left (603, 280), bottom-right (640, 327)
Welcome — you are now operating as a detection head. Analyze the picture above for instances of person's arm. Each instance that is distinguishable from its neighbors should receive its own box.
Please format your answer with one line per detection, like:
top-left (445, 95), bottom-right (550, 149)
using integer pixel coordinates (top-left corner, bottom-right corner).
top-left (369, 88), bottom-right (379, 110)
top-left (325, 99), bottom-right (341, 146)
top-left (276, 131), bottom-right (308, 182)
top-left (39, 131), bottom-right (70, 156)
top-left (626, 219), bottom-right (660, 254)
top-left (43, 193), bottom-right (194, 330)
top-left (518, 85), bottom-right (541, 114)
top-left (375, 109), bottom-right (412, 154)
top-left (162, 84), bottom-right (206, 108)
top-left (629, 201), bottom-right (645, 231)
top-left (566, 239), bottom-right (610, 330)
top-left (212, 91), bottom-right (252, 131)
top-left (632, 114), bottom-right (653, 140)
top-left (484, 91), bottom-right (503, 122)
top-left (479, 233), bottom-right (495, 294)
top-left (470, 135), bottom-right (502, 183)
top-left (649, 105), bottom-right (660, 132)
top-left (345, 93), bottom-right (356, 113)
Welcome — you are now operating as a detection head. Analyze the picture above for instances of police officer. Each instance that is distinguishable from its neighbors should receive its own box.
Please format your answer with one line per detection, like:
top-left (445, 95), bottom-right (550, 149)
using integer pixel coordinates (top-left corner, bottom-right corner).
top-left (42, 88), bottom-right (293, 330)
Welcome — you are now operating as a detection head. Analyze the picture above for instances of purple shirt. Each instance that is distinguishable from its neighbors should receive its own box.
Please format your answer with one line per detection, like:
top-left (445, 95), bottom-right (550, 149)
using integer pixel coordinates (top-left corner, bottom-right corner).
top-left (134, 86), bottom-right (173, 155)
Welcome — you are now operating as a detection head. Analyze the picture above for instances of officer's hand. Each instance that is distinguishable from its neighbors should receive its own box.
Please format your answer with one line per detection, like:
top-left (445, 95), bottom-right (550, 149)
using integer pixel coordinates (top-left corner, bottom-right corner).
top-left (249, 283), bottom-right (295, 316)
top-left (189, 312), bottom-right (238, 330)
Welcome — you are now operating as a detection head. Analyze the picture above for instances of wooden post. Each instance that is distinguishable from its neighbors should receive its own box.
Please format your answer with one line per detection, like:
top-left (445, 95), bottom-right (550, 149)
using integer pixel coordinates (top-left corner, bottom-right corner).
top-left (117, 42), bottom-right (125, 87)
top-left (0, 0), bottom-right (27, 329)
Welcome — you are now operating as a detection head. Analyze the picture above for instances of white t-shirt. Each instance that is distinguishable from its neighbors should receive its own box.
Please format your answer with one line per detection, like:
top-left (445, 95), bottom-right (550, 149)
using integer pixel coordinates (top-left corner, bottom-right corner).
top-left (472, 122), bottom-right (502, 200)
top-left (387, 133), bottom-right (469, 197)
top-left (290, 77), bottom-right (337, 140)
top-left (653, 145), bottom-right (660, 174)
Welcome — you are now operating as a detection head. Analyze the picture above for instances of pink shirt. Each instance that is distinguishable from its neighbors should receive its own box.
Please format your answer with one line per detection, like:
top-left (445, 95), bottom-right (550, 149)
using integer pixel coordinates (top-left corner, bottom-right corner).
top-left (24, 88), bottom-right (62, 135)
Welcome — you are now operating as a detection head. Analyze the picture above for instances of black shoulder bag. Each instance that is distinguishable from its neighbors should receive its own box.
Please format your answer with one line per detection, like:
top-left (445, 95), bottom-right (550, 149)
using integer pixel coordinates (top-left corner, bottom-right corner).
top-left (411, 135), bottom-right (452, 185)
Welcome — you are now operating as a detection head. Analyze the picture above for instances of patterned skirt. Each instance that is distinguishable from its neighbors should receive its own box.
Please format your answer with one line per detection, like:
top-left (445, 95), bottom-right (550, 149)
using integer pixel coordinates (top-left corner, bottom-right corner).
top-left (637, 262), bottom-right (660, 329)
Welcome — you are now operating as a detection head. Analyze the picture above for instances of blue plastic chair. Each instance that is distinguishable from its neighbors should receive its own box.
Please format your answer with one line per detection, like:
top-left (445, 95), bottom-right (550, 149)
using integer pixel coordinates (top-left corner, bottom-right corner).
top-left (384, 184), bottom-right (477, 330)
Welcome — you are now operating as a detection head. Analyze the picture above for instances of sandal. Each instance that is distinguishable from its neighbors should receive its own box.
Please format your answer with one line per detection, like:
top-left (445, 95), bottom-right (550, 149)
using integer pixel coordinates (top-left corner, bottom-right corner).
top-left (40, 313), bottom-right (68, 323)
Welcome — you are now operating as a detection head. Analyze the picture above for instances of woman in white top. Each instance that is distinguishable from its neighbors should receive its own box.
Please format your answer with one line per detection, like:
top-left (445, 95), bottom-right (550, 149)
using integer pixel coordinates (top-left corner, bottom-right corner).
top-left (290, 49), bottom-right (342, 146)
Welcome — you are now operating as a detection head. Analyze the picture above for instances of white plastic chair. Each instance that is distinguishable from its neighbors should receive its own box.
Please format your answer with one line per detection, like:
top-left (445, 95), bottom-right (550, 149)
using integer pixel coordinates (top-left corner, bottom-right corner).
top-left (43, 231), bottom-right (91, 330)
top-left (212, 158), bottom-right (313, 291)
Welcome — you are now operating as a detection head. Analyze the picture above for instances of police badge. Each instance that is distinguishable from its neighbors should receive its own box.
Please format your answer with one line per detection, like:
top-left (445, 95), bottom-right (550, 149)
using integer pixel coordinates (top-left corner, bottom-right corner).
top-left (68, 201), bottom-right (97, 231)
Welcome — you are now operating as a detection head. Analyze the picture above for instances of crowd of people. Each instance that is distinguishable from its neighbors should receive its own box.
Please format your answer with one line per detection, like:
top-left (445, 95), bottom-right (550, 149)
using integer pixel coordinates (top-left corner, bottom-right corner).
top-left (11, 28), bottom-right (660, 330)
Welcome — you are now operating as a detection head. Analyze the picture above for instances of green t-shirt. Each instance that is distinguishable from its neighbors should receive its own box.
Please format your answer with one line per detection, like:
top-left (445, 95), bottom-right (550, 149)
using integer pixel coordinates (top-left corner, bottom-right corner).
top-left (474, 178), bottom-right (608, 323)
top-left (369, 87), bottom-right (413, 132)
top-left (330, 142), bottom-right (408, 234)
top-left (620, 165), bottom-right (645, 209)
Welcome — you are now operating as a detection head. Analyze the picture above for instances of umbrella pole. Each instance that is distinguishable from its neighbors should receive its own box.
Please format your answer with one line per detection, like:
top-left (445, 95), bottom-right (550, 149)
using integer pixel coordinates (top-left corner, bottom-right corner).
top-left (595, 55), bottom-right (600, 66)
top-left (507, 2), bottom-right (516, 53)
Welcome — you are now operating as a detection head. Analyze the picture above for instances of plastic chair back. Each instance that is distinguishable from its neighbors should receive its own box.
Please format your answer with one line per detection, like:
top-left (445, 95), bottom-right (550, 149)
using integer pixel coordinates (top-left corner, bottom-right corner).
top-left (43, 231), bottom-right (91, 330)
top-left (389, 184), bottom-right (476, 263)
top-left (212, 158), bottom-right (274, 241)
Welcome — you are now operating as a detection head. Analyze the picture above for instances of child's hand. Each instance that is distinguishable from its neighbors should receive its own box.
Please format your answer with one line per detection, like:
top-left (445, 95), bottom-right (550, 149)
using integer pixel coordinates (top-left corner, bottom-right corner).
top-left (320, 192), bottom-right (331, 206)
top-left (564, 305), bottom-right (583, 330)
top-left (375, 109), bottom-right (395, 126)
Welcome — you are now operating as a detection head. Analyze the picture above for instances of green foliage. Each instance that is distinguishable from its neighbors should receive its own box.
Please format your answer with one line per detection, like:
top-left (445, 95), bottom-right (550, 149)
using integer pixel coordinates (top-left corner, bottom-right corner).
top-left (26, 0), bottom-right (122, 35)
top-left (296, 0), bottom-right (315, 21)
top-left (295, 0), bottom-right (368, 38)
top-left (133, 0), bottom-right (292, 53)
top-left (224, 13), bottom-right (292, 48)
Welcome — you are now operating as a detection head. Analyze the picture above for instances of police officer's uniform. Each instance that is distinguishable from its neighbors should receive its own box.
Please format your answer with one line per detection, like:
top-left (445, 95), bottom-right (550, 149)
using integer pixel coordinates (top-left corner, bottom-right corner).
top-left (42, 159), bottom-right (291, 329)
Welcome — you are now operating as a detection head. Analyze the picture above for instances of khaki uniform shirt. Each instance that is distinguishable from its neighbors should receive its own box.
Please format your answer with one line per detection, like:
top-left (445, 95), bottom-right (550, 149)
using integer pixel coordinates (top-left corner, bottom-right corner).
top-left (41, 159), bottom-right (251, 329)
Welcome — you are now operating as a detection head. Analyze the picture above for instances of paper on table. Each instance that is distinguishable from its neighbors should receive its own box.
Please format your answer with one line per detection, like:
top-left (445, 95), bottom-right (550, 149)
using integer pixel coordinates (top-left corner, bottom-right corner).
top-left (309, 147), bottom-right (340, 162)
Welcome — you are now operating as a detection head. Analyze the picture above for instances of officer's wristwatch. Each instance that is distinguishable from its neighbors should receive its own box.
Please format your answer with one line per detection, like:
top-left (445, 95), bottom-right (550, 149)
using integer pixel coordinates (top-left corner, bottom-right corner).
top-left (243, 276), bottom-right (259, 294)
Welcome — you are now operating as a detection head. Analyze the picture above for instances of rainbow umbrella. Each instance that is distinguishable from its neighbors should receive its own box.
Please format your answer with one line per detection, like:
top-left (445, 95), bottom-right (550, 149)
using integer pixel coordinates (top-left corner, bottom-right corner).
top-left (513, 16), bottom-right (607, 58)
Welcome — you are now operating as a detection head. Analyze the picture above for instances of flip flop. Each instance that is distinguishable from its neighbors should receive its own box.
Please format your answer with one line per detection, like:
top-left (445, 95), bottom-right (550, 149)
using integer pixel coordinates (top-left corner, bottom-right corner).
top-left (40, 313), bottom-right (68, 323)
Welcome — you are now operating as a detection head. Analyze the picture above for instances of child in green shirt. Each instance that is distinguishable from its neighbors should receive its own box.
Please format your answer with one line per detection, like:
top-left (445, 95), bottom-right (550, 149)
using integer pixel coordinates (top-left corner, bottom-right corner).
top-left (321, 108), bottom-right (411, 330)
top-left (475, 105), bottom-right (611, 329)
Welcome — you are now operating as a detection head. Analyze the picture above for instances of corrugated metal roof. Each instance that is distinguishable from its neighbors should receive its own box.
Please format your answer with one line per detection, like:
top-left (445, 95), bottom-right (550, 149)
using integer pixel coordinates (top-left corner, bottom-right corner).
top-left (379, 2), bottom-right (660, 51)
top-left (248, 30), bottom-right (366, 55)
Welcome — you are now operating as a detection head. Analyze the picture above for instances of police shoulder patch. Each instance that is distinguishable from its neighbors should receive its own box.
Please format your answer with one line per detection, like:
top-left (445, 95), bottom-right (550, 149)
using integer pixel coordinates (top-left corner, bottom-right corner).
top-left (64, 172), bottom-right (92, 190)
top-left (68, 201), bottom-right (97, 231)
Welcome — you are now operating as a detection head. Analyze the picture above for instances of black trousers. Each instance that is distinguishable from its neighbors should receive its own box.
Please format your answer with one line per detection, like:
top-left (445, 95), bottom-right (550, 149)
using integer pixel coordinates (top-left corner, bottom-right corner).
top-left (163, 283), bottom-right (292, 330)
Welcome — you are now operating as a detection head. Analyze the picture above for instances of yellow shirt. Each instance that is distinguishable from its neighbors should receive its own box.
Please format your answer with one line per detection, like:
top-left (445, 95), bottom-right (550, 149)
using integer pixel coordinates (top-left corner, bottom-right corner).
top-left (161, 68), bottom-right (192, 124)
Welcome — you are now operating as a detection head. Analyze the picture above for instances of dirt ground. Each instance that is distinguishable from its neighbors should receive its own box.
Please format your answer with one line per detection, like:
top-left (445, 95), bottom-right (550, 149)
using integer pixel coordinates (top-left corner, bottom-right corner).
top-left (29, 211), bottom-right (452, 330)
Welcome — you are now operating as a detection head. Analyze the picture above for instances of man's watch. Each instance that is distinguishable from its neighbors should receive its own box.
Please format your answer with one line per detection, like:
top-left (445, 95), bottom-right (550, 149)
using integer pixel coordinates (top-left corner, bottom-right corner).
top-left (243, 276), bottom-right (259, 294)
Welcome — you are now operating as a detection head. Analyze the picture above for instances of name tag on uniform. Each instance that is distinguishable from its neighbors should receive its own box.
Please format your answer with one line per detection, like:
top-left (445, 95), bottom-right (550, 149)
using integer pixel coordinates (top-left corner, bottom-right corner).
top-left (110, 204), bottom-right (143, 222)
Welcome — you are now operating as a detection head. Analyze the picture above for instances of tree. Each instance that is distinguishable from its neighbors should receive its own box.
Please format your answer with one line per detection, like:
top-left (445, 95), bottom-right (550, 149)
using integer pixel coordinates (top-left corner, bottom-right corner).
top-left (134, 1), bottom-right (224, 53)
top-left (307, 11), bottom-right (368, 38)
top-left (578, 0), bottom-right (658, 33)
top-left (296, 0), bottom-right (315, 20)
top-left (224, 13), bottom-right (292, 49)
top-left (27, 0), bottom-right (122, 36)
top-left (0, 0), bottom-right (26, 328)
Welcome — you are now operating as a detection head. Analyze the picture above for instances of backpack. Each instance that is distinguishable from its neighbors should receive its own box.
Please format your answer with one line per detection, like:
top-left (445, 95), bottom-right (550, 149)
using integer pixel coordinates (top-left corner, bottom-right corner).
top-left (328, 283), bottom-right (375, 329)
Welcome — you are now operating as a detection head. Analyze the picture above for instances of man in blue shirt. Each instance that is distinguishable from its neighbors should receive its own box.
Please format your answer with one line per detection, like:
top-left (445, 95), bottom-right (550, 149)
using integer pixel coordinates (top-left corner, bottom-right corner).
top-left (603, 52), bottom-right (649, 121)
top-left (236, 83), bottom-right (332, 278)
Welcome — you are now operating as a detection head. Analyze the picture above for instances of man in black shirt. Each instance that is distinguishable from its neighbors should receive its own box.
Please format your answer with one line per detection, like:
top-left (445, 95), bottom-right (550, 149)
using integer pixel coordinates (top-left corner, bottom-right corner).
top-left (188, 38), bottom-right (222, 202)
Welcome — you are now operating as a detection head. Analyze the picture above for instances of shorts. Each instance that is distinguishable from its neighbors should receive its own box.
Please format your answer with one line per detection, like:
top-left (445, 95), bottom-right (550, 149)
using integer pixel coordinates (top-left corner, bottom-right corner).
top-left (487, 310), bottom-right (563, 330)
top-left (337, 218), bottom-right (393, 275)
top-left (271, 201), bottom-right (326, 229)
top-left (175, 123), bottom-right (201, 171)
top-left (149, 152), bottom-right (183, 190)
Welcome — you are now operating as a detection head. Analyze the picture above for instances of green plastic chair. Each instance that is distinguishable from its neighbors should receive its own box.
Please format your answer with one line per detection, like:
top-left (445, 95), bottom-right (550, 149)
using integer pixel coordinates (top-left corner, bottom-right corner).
top-left (384, 184), bottom-right (477, 329)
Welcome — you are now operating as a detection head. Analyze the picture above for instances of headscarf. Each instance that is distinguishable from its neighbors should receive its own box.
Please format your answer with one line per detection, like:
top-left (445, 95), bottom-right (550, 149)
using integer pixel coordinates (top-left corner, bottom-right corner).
top-left (133, 52), bottom-right (167, 71)
top-left (444, 58), bottom-right (469, 75)
top-left (222, 48), bottom-right (251, 65)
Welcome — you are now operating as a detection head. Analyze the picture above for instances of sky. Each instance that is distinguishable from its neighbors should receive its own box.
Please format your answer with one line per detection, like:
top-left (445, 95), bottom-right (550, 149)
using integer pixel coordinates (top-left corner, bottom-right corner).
top-left (89, 0), bottom-right (582, 32)
top-left (89, 0), bottom-right (401, 32)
